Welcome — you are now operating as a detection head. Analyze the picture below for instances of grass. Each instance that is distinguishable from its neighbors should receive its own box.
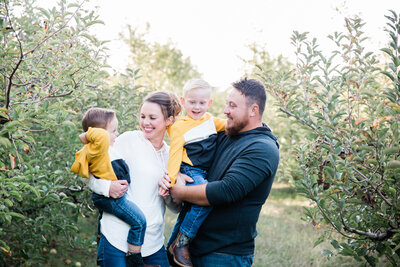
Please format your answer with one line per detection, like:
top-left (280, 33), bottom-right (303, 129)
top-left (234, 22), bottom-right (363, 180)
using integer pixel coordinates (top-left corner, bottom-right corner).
top-left (40, 214), bottom-right (99, 267)
top-left (44, 183), bottom-right (386, 266)
top-left (252, 183), bottom-right (358, 267)
top-left (163, 183), bottom-right (362, 267)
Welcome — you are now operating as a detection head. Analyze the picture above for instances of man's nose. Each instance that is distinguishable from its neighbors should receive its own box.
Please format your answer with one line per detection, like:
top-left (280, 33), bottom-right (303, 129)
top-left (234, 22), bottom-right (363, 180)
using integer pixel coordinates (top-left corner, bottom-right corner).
top-left (224, 106), bottom-right (229, 114)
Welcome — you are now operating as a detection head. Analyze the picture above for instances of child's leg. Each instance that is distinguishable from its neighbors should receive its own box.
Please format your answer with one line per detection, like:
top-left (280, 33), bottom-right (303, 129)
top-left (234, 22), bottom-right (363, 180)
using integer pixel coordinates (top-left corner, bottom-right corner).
top-left (92, 193), bottom-right (146, 251)
top-left (168, 165), bottom-right (210, 267)
top-left (178, 167), bottom-right (212, 239)
top-left (167, 202), bottom-right (190, 247)
top-left (113, 195), bottom-right (147, 248)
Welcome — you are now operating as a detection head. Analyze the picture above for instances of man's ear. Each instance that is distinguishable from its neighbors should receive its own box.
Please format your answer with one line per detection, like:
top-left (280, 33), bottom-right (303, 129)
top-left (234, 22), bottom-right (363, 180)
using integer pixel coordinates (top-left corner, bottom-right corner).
top-left (250, 104), bottom-right (259, 117)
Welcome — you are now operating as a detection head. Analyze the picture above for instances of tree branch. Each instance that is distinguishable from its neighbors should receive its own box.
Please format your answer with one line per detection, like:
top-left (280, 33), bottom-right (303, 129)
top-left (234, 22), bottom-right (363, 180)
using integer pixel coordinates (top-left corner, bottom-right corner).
top-left (4, 0), bottom-right (86, 109)
top-left (11, 89), bottom-right (73, 105)
top-left (308, 184), bottom-right (365, 240)
top-left (343, 223), bottom-right (394, 241)
top-left (9, 133), bottom-right (22, 169)
top-left (26, 128), bottom-right (51, 132)
top-left (22, 0), bottom-right (86, 57)
top-left (45, 91), bottom-right (73, 99)
top-left (4, 0), bottom-right (24, 110)
top-left (338, 203), bottom-right (394, 241)
top-left (279, 106), bottom-right (317, 131)
top-left (351, 166), bottom-right (393, 207)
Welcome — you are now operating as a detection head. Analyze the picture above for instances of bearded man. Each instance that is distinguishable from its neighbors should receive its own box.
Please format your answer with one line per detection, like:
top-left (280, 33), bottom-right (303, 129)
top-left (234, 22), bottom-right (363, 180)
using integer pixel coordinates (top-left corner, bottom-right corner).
top-left (164, 77), bottom-right (280, 267)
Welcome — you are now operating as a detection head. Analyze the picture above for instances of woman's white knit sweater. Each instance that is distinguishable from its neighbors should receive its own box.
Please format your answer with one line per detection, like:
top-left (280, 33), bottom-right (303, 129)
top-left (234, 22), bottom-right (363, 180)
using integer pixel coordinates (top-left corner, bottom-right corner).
top-left (87, 130), bottom-right (175, 256)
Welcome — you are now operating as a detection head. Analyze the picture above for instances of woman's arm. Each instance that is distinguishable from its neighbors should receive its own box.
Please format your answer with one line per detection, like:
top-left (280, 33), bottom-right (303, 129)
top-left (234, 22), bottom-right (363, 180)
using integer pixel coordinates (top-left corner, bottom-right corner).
top-left (84, 175), bottom-right (128, 198)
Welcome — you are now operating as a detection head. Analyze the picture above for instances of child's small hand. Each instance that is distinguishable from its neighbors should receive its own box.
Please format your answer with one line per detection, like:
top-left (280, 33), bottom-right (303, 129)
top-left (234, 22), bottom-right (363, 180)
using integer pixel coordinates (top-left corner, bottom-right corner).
top-left (158, 172), bottom-right (171, 196)
top-left (158, 187), bottom-right (170, 197)
top-left (79, 132), bottom-right (88, 144)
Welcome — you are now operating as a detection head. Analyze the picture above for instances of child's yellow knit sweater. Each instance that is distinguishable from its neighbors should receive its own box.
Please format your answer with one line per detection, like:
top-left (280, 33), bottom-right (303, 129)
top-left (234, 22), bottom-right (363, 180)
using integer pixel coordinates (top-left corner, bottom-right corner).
top-left (167, 112), bottom-right (225, 185)
top-left (70, 127), bottom-right (117, 181)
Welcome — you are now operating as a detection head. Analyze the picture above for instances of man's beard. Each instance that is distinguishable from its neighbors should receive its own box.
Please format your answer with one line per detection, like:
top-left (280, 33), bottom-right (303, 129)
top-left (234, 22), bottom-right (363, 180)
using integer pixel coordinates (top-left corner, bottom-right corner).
top-left (225, 117), bottom-right (248, 136)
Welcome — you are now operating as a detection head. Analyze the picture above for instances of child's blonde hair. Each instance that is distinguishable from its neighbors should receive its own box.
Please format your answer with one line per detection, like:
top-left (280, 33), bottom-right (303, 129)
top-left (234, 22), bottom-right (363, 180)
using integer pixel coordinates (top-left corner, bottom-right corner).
top-left (81, 107), bottom-right (116, 132)
top-left (182, 78), bottom-right (212, 97)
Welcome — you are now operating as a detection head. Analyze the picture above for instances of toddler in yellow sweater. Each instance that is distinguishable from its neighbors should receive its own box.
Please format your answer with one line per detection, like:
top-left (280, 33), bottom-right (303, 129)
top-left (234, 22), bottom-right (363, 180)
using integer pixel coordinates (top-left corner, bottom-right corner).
top-left (71, 108), bottom-right (148, 267)
top-left (164, 79), bottom-right (225, 267)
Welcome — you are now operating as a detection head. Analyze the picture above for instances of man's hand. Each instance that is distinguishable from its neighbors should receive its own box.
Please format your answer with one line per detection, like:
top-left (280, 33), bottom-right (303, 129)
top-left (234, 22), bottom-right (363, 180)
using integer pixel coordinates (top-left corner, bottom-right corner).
top-left (109, 180), bottom-right (128, 198)
top-left (170, 172), bottom-right (194, 204)
top-left (177, 172), bottom-right (194, 185)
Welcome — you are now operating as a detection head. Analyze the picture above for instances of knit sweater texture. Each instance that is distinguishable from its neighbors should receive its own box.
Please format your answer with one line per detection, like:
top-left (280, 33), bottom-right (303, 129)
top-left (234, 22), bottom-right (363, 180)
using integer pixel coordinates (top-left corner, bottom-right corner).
top-left (70, 127), bottom-right (117, 181)
top-left (167, 112), bottom-right (225, 184)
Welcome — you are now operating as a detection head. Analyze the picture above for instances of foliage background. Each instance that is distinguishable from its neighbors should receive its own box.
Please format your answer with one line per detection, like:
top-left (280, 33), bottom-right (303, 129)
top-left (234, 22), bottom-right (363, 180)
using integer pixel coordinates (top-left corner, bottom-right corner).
top-left (0, 0), bottom-right (399, 266)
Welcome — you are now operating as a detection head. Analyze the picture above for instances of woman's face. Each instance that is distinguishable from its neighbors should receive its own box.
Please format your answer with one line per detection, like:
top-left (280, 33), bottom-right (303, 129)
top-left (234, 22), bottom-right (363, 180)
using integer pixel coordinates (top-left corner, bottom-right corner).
top-left (139, 101), bottom-right (170, 143)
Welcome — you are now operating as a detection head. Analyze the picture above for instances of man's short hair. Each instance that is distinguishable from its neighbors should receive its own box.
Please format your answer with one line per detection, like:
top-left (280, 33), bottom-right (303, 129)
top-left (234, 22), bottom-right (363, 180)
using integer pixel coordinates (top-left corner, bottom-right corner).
top-left (232, 77), bottom-right (266, 116)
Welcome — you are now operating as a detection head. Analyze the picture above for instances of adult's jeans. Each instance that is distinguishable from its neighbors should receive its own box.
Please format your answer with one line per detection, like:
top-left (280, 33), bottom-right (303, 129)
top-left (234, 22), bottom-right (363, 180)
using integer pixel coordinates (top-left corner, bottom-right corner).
top-left (98, 234), bottom-right (170, 267)
top-left (92, 193), bottom-right (146, 246)
top-left (168, 164), bottom-right (212, 246)
top-left (191, 252), bottom-right (253, 267)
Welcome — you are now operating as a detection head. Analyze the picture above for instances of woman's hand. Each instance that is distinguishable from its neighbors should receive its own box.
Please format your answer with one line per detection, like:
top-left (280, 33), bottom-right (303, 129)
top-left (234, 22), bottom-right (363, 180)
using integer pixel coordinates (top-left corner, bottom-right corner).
top-left (109, 180), bottom-right (128, 198)
top-left (158, 172), bottom-right (171, 196)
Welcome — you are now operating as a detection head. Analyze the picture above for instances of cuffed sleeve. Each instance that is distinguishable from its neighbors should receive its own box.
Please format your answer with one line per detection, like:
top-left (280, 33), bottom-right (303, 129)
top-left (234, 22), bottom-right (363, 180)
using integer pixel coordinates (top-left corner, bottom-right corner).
top-left (85, 174), bottom-right (111, 197)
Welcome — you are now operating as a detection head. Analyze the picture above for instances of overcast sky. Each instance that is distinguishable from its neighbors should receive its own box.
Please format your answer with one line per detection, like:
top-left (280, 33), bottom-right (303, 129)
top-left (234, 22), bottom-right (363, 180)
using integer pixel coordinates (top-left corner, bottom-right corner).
top-left (38, 0), bottom-right (400, 89)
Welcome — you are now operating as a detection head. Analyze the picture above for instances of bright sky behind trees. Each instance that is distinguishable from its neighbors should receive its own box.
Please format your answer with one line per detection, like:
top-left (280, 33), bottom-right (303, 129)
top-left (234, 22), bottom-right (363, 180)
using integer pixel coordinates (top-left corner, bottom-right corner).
top-left (38, 0), bottom-right (399, 89)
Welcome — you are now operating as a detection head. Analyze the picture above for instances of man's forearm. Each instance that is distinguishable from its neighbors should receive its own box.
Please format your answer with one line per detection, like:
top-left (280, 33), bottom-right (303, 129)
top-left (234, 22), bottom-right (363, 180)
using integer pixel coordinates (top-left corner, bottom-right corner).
top-left (171, 183), bottom-right (210, 206)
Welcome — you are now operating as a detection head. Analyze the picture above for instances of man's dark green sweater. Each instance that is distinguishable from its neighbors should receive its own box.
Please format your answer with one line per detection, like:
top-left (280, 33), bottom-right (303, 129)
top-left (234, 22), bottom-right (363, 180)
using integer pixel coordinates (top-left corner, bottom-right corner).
top-left (190, 124), bottom-right (280, 257)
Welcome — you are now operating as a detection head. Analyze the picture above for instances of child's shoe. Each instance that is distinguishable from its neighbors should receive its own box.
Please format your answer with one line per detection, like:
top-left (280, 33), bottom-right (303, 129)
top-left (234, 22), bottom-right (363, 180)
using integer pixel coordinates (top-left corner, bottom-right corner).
top-left (126, 252), bottom-right (160, 267)
top-left (168, 232), bottom-right (193, 267)
top-left (126, 252), bottom-right (144, 267)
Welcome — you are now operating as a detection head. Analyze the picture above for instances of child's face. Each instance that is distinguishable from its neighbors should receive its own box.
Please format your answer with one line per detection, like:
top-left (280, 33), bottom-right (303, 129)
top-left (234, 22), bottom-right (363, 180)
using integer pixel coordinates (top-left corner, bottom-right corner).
top-left (106, 116), bottom-right (119, 145)
top-left (181, 88), bottom-right (212, 120)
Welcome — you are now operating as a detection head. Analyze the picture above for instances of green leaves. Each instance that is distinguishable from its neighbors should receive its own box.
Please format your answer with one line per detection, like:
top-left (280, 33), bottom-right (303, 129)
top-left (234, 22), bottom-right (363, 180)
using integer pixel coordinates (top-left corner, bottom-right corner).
top-left (259, 9), bottom-right (400, 265)
top-left (387, 160), bottom-right (400, 169)
top-left (0, 0), bottom-right (111, 264)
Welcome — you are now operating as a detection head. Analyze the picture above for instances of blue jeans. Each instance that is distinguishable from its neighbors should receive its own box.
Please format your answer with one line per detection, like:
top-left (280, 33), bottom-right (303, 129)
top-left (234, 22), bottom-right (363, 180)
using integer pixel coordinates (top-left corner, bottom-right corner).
top-left (192, 252), bottom-right (253, 267)
top-left (98, 234), bottom-right (170, 267)
top-left (168, 164), bottom-right (212, 246)
top-left (92, 193), bottom-right (146, 246)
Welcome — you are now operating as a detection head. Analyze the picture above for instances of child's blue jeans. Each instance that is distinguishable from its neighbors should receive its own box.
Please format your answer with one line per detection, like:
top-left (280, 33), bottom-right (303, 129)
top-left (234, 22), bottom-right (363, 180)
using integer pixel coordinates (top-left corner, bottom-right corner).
top-left (168, 164), bottom-right (212, 245)
top-left (92, 193), bottom-right (146, 246)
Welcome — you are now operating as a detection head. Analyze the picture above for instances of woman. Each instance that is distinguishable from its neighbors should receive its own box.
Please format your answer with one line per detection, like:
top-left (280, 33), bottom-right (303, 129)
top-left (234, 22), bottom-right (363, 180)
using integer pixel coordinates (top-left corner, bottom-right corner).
top-left (86, 91), bottom-right (182, 267)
